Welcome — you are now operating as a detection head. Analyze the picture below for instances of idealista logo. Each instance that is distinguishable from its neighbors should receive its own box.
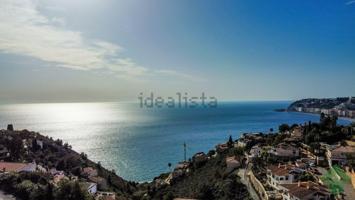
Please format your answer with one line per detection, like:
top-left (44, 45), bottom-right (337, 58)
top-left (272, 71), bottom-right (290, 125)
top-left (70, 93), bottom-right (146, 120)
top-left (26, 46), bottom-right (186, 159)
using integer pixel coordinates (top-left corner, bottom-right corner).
top-left (138, 92), bottom-right (218, 108)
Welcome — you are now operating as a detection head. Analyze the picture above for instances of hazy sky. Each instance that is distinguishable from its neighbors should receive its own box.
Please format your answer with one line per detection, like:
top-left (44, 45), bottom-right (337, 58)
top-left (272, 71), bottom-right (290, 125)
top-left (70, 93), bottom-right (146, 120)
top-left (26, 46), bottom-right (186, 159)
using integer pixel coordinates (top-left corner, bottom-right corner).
top-left (0, 0), bottom-right (354, 103)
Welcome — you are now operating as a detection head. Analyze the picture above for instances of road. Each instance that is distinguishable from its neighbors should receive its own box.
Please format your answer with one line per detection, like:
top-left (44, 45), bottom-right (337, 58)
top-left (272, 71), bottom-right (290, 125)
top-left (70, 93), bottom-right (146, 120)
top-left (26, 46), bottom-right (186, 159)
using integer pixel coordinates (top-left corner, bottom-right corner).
top-left (237, 166), bottom-right (260, 200)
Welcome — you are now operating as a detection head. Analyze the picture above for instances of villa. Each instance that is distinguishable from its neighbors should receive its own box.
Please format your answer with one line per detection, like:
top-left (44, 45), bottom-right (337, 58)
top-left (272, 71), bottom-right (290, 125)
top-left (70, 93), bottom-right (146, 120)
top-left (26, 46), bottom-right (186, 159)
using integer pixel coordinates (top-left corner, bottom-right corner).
top-left (268, 143), bottom-right (300, 160)
top-left (326, 145), bottom-right (355, 166)
top-left (83, 182), bottom-right (97, 195)
top-left (266, 164), bottom-right (300, 190)
top-left (248, 145), bottom-right (262, 159)
top-left (95, 191), bottom-right (116, 200)
top-left (279, 181), bottom-right (330, 200)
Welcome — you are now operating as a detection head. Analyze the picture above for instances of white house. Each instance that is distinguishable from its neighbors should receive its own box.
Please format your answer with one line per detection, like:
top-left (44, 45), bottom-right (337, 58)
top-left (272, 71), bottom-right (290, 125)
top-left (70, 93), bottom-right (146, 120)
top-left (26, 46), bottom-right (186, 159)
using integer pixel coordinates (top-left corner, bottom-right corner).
top-left (36, 140), bottom-right (44, 149)
top-left (84, 182), bottom-right (97, 195)
top-left (267, 164), bottom-right (298, 190)
top-left (248, 145), bottom-right (262, 159)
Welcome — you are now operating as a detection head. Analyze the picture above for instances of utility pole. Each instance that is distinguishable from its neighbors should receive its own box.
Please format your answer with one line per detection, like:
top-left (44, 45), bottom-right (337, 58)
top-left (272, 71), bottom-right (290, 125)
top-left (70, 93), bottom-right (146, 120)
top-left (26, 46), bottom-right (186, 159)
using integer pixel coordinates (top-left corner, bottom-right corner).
top-left (183, 142), bottom-right (187, 162)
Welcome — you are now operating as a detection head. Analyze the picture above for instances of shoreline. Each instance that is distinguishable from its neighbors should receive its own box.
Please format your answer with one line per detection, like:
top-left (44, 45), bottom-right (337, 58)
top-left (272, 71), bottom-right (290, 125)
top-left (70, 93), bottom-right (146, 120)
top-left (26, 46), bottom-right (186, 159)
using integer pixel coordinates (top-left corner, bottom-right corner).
top-left (289, 111), bottom-right (355, 122)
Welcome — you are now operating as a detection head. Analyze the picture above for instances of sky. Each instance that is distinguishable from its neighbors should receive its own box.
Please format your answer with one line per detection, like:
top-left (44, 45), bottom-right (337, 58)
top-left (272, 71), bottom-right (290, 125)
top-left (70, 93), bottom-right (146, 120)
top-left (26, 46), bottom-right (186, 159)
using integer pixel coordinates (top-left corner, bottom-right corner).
top-left (0, 0), bottom-right (354, 103)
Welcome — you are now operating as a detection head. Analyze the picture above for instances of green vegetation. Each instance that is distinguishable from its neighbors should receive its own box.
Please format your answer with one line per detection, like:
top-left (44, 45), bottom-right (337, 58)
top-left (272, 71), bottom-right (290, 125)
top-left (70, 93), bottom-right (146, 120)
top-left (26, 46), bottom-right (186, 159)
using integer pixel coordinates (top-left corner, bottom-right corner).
top-left (0, 129), bottom-right (138, 199)
top-left (139, 143), bottom-right (250, 200)
top-left (332, 165), bottom-right (351, 183)
top-left (278, 124), bottom-right (290, 133)
top-left (0, 172), bottom-right (93, 200)
top-left (320, 165), bottom-right (350, 195)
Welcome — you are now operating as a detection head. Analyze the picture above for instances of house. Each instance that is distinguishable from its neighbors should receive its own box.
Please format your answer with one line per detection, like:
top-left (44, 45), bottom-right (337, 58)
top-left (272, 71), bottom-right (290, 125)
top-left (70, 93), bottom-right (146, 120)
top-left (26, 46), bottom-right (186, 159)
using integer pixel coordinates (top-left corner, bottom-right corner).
top-left (172, 169), bottom-right (184, 179)
top-left (236, 133), bottom-right (264, 148)
top-left (95, 192), bottom-right (116, 200)
top-left (175, 161), bottom-right (190, 170)
top-left (295, 158), bottom-right (315, 169)
top-left (279, 181), bottom-right (330, 200)
top-left (82, 167), bottom-right (98, 178)
top-left (53, 173), bottom-right (68, 185)
top-left (326, 145), bottom-right (355, 166)
top-left (215, 143), bottom-right (229, 153)
top-left (36, 140), bottom-right (44, 149)
top-left (36, 164), bottom-right (47, 173)
top-left (0, 162), bottom-right (36, 173)
top-left (0, 145), bottom-right (10, 160)
top-left (267, 164), bottom-right (300, 190)
top-left (89, 176), bottom-right (108, 190)
top-left (236, 139), bottom-right (248, 148)
top-left (172, 162), bottom-right (190, 179)
top-left (49, 168), bottom-right (64, 175)
top-left (269, 143), bottom-right (300, 160)
top-left (321, 109), bottom-right (330, 115)
top-left (291, 127), bottom-right (303, 141)
top-left (192, 152), bottom-right (208, 167)
top-left (248, 145), bottom-right (262, 159)
top-left (225, 156), bottom-right (240, 173)
top-left (83, 182), bottom-right (97, 195)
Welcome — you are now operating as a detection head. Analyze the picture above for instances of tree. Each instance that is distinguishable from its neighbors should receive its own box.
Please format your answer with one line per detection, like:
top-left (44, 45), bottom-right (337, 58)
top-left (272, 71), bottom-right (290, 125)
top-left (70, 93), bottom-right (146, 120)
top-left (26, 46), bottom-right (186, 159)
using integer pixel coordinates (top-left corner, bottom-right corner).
top-left (233, 147), bottom-right (245, 156)
top-left (45, 183), bottom-right (54, 200)
top-left (107, 175), bottom-right (112, 186)
top-left (8, 136), bottom-right (24, 160)
top-left (168, 163), bottom-right (172, 171)
top-left (198, 185), bottom-right (215, 200)
top-left (55, 181), bottom-right (91, 200)
top-left (227, 135), bottom-right (233, 147)
top-left (279, 124), bottom-right (290, 133)
top-left (162, 191), bottom-right (174, 200)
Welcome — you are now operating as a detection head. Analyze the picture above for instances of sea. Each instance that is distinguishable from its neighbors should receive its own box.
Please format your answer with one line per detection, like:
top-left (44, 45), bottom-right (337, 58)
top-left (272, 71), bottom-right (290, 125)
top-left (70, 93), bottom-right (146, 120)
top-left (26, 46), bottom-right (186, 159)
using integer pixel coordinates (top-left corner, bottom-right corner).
top-left (0, 101), bottom-right (351, 182)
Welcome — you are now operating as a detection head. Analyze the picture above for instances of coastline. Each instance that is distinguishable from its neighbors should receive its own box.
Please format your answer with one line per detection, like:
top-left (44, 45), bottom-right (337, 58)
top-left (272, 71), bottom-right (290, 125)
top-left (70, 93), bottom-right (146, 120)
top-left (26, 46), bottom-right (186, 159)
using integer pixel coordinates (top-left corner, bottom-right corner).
top-left (1, 113), bottom-right (354, 199)
top-left (289, 110), bottom-right (355, 122)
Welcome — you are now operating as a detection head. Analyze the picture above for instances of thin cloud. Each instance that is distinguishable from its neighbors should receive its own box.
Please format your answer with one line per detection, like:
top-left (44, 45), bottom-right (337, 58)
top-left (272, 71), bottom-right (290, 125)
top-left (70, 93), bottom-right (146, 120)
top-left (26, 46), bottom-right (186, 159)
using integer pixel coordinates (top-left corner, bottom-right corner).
top-left (346, 0), bottom-right (355, 5)
top-left (0, 0), bottom-right (195, 80)
top-left (155, 70), bottom-right (205, 82)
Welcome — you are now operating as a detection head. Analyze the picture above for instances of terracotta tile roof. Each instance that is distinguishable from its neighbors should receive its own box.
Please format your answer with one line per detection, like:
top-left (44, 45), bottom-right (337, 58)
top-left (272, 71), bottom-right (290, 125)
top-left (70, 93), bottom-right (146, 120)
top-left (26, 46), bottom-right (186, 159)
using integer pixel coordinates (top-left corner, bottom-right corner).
top-left (331, 146), bottom-right (355, 159)
top-left (281, 182), bottom-right (330, 200)
top-left (0, 162), bottom-right (29, 172)
top-left (267, 164), bottom-right (293, 176)
top-left (82, 167), bottom-right (98, 177)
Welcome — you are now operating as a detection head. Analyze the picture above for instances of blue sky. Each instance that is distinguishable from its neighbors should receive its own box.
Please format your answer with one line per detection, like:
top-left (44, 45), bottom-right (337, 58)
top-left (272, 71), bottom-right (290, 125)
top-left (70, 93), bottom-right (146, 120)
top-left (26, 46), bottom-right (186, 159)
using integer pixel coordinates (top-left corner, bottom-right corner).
top-left (0, 0), bottom-right (354, 103)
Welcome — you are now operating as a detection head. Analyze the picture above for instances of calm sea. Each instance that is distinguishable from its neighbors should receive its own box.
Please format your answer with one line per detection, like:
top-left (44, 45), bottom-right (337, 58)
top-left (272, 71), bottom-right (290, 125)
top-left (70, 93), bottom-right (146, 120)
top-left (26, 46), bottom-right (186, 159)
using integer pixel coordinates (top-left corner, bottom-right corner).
top-left (0, 101), bottom-right (350, 182)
